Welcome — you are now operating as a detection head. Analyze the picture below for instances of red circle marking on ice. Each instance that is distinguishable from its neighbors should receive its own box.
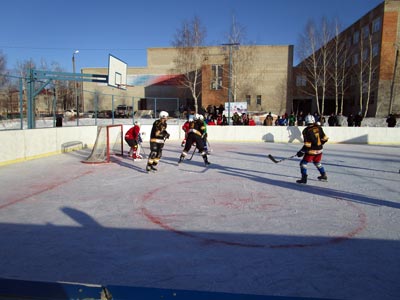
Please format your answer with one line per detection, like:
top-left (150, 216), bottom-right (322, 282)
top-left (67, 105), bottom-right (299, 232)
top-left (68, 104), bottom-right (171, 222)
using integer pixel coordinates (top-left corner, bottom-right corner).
top-left (138, 178), bottom-right (367, 248)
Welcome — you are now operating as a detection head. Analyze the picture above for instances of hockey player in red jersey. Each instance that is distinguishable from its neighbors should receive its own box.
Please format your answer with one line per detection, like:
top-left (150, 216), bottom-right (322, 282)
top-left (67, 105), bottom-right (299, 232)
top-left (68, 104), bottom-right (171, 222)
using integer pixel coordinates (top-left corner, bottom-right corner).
top-left (181, 116), bottom-right (193, 147)
top-left (125, 121), bottom-right (143, 160)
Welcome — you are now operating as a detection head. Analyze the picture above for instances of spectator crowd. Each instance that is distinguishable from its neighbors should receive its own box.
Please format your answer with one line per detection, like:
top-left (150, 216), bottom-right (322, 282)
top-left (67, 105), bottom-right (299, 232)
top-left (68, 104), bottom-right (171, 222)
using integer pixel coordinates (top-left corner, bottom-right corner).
top-left (186, 104), bottom-right (397, 128)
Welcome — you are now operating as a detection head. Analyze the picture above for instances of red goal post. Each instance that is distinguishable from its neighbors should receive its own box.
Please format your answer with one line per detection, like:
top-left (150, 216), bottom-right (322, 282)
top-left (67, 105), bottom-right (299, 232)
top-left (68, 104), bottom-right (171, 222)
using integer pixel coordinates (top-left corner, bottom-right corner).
top-left (82, 124), bottom-right (124, 164)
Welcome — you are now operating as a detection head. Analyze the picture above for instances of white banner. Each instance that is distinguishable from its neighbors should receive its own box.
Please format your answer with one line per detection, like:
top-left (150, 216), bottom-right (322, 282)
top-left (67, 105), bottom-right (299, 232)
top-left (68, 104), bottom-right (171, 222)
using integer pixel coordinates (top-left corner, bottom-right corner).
top-left (224, 102), bottom-right (248, 116)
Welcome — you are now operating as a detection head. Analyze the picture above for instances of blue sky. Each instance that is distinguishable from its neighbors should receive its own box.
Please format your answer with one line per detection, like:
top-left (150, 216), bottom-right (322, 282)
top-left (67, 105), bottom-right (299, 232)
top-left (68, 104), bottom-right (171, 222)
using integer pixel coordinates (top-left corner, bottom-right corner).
top-left (0, 0), bottom-right (383, 73)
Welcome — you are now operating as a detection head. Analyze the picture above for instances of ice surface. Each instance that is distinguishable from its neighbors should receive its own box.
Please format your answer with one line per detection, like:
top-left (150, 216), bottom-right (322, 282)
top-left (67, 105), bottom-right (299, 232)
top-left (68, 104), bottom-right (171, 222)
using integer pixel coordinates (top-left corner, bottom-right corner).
top-left (0, 141), bottom-right (399, 299)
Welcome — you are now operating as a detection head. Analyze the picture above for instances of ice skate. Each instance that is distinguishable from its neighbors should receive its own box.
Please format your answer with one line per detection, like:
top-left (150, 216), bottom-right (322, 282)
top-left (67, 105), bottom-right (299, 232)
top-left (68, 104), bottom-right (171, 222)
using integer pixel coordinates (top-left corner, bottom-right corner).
top-left (318, 173), bottom-right (328, 181)
top-left (178, 152), bottom-right (187, 164)
top-left (133, 154), bottom-right (143, 161)
top-left (146, 164), bottom-right (157, 172)
top-left (203, 155), bottom-right (210, 166)
top-left (296, 175), bottom-right (307, 184)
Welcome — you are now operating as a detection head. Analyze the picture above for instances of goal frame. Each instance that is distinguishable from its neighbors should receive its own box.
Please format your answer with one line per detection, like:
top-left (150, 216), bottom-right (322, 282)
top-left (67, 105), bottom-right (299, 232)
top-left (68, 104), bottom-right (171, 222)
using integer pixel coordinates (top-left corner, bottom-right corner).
top-left (82, 124), bottom-right (124, 164)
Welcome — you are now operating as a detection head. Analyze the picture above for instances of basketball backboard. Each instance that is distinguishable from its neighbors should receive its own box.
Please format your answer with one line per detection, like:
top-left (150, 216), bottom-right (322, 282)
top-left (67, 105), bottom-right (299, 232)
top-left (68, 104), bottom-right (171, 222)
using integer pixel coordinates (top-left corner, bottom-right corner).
top-left (108, 54), bottom-right (127, 89)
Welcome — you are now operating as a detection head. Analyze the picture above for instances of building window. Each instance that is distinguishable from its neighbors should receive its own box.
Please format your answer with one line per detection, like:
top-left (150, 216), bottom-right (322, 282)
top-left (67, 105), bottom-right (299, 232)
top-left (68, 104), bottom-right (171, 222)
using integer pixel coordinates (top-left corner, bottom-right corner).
top-left (246, 95), bottom-right (251, 105)
top-left (350, 75), bottom-right (356, 86)
top-left (362, 48), bottom-right (369, 61)
top-left (210, 65), bottom-right (223, 90)
top-left (372, 17), bottom-right (381, 33)
top-left (372, 70), bottom-right (377, 81)
top-left (353, 53), bottom-right (359, 65)
top-left (353, 31), bottom-right (360, 45)
top-left (346, 36), bottom-right (352, 48)
top-left (362, 25), bottom-right (370, 39)
top-left (296, 75), bottom-right (307, 86)
top-left (370, 91), bottom-right (375, 104)
top-left (256, 95), bottom-right (261, 105)
top-left (372, 43), bottom-right (379, 57)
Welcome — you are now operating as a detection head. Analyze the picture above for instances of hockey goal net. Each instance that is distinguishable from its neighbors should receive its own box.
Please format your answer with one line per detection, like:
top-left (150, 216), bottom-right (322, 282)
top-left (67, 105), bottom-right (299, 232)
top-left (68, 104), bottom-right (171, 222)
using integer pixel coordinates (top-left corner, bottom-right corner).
top-left (83, 124), bottom-right (123, 163)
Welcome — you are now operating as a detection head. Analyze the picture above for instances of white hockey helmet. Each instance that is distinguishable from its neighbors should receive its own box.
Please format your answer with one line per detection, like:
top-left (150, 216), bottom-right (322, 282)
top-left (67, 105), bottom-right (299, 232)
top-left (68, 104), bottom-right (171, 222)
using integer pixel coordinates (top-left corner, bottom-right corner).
top-left (198, 114), bottom-right (204, 121)
top-left (305, 115), bottom-right (315, 125)
top-left (194, 113), bottom-right (200, 120)
top-left (159, 111), bottom-right (169, 119)
top-left (134, 121), bottom-right (141, 127)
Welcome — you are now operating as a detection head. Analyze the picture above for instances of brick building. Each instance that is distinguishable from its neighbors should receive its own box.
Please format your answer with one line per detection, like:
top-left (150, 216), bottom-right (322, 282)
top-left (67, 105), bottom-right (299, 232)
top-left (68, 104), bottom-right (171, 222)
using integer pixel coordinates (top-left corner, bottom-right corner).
top-left (293, 0), bottom-right (400, 117)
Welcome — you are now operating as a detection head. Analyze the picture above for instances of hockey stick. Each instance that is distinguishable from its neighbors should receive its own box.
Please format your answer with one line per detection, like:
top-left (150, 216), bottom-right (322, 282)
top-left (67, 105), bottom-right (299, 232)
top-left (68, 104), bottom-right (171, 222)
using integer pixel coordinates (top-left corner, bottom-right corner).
top-left (268, 154), bottom-right (297, 163)
top-left (206, 140), bottom-right (212, 153)
top-left (187, 144), bottom-right (197, 161)
top-left (139, 143), bottom-right (147, 158)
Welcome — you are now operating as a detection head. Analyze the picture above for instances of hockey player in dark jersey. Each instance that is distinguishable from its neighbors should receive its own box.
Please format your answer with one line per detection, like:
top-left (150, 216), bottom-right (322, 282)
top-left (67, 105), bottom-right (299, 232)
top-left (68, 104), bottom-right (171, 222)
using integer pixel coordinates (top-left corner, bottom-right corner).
top-left (178, 114), bottom-right (210, 165)
top-left (146, 111), bottom-right (170, 172)
top-left (296, 114), bottom-right (329, 184)
top-left (198, 114), bottom-right (210, 154)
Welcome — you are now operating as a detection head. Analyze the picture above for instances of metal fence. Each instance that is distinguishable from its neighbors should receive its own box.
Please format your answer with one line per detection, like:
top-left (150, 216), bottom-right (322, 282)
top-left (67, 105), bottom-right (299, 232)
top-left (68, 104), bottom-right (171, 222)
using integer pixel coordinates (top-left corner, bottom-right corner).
top-left (0, 78), bottom-right (180, 130)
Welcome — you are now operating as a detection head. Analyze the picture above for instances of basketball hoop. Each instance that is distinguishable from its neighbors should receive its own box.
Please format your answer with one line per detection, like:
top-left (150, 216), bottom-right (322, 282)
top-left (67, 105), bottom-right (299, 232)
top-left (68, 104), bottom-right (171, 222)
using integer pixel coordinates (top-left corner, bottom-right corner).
top-left (116, 83), bottom-right (134, 89)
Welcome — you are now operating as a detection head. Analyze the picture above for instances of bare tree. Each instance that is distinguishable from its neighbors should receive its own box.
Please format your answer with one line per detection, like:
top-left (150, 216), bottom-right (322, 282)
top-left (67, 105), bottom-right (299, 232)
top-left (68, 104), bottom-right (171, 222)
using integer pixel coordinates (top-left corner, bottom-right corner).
top-left (361, 34), bottom-right (377, 117)
top-left (222, 15), bottom-right (247, 102)
top-left (319, 17), bottom-right (334, 115)
top-left (297, 18), bottom-right (334, 115)
top-left (351, 27), bottom-right (378, 118)
top-left (172, 16), bottom-right (206, 113)
top-left (338, 38), bottom-right (351, 115)
top-left (330, 19), bottom-right (351, 114)
top-left (15, 59), bottom-right (36, 96)
top-left (49, 62), bottom-right (69, 113)
top-left (0, 50), bottom-right (7, 86)
top-left (297, 19), bottom-right (323, 114)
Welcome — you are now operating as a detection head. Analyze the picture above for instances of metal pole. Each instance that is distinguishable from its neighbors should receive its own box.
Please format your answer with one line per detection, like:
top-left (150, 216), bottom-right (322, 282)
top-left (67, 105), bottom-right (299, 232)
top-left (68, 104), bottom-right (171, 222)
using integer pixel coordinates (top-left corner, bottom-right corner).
top-left (389, 47), bottom-right (399, 115)
top-left (228, 45), bottom-right (232, 125)
top-left (19, 78), bottom-right (23, 129)
top-left (28, 69), bottom-right (35, 129)
top-left (154, 98), bottom-right (157, 118)
top-left (112, 95), bottom-right (115, 124)
top-left (132, 96), bottom-right (135, 125)
top-left (222, 43), bottom-right (239, 125)
top-left (95, 94), bottom-right (98, 126)
top-left (72, 50), bottom-right (79, 126)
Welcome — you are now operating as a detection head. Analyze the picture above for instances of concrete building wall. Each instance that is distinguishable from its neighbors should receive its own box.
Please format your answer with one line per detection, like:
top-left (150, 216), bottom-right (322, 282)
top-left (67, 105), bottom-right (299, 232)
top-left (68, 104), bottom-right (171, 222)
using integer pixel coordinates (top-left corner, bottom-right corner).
top-left (202, 45), bottom-right (294, 114)
top-left (82, 45), bottom-right (293, 116)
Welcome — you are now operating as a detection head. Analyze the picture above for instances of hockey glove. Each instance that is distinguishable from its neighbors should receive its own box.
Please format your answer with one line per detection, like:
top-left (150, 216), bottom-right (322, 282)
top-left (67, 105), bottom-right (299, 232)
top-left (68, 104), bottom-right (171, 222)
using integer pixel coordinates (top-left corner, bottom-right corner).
top-left (163, 132), bottom-right (170, 140)
top-left (138, 134), bottom-right (143, 144)
top-left (296, 150), bottom-right (305, 157)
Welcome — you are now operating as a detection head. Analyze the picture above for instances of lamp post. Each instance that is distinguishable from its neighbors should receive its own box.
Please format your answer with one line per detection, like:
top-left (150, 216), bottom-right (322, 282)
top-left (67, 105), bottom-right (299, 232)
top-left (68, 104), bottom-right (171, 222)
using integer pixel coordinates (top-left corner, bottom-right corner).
top-left (389, 43), bottom-right (399, 115)
top-left (222, 43), bottom-right (239, 125)
top-left (72, 50), bottom-right (79, 125)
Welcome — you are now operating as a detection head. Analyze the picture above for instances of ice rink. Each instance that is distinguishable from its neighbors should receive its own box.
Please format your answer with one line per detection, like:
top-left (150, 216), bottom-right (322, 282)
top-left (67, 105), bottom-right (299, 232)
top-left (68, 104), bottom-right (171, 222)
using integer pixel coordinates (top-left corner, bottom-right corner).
top-left (0, 141), bottom-right (399, 300)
